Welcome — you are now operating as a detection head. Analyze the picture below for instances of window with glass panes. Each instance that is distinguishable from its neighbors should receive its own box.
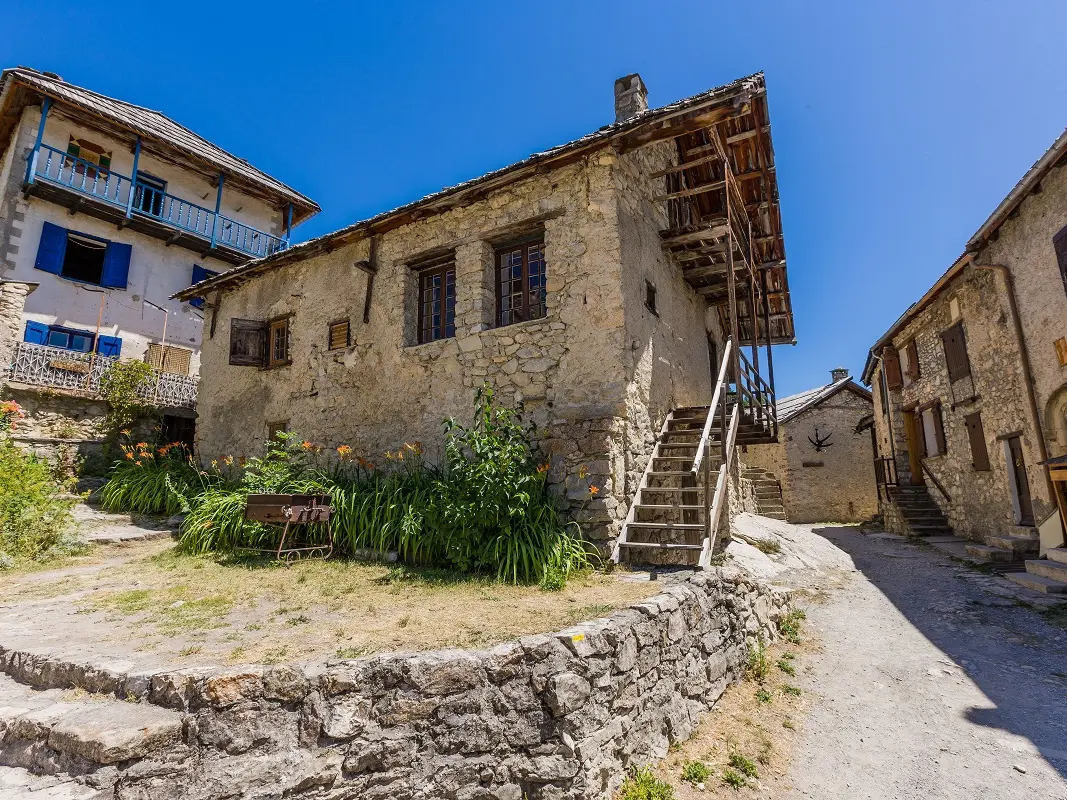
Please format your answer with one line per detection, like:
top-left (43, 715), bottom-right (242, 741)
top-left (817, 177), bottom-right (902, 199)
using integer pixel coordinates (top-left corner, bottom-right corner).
top-left (416, 253), bottom-right (456, 344)
top-left (496, 235), bottom-right (546, 327)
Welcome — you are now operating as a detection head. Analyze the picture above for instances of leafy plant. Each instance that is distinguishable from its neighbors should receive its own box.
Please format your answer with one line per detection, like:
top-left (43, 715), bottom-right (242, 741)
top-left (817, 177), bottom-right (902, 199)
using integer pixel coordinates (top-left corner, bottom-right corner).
top-left (680, 760), bottom-right (711, 785)
top-left (720, 768), bottom-right (745, 789)
top-left (755, 687), bottom-right (772, 704)
top-left (618, 766), bottom-right (674, 800)
top-left (745, 636), bottom-right (769, 683)
top-left (754, 537), bottom-right (781, 554)
top-left (728, 753), bottom-right (759, 779)
top-left (100, 440), bottom-right (202, 515)
top-left (776, 658), bottom-right (796, 676)
top-left (99, 360), bottom-right (157, 432)
top-left (779, 608), bottom-right (805, 644)
top-left (782, 684), bottom-right (802, 697)
top-left (0, 440), bottom-right (82, 566)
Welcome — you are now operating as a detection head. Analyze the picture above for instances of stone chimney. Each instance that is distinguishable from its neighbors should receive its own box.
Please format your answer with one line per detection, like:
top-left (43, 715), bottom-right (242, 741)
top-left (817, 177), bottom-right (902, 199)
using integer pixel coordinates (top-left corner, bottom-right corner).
top-left (831, 367), bottom-right (850, 382)
top-left (614, 74), bottom-right (648, 124)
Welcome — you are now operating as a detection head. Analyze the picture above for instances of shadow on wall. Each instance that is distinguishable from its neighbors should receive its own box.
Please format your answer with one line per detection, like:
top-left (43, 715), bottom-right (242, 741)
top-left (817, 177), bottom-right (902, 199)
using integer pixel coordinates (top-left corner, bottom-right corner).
top-left (810, 525), bottom-right (1067, 783)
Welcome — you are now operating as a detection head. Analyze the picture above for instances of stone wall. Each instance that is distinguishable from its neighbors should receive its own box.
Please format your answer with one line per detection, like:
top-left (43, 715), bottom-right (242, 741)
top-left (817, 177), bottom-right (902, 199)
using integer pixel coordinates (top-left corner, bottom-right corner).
top-left (874, 267), bottom-right (1051, 541)
top-left (0, 567), bottom-right (789, 800)
top-left (745, 387), bottom-right (876, 524)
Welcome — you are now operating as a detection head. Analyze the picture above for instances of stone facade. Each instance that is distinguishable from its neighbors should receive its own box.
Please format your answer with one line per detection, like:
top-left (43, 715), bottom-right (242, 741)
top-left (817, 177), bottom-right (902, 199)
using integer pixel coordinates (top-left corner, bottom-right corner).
top-left (868, 265), bottom-right (1054, 542)
top-left (744, 380), bottom-right (877, 524)
top-left (0, 567), bottom-right (789, 800)
top-left (195, 142), bottom-right (724, 545)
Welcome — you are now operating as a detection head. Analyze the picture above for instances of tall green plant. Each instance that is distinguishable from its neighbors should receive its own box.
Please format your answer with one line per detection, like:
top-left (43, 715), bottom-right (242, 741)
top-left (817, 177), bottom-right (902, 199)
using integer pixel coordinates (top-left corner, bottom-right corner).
top-left (99, 360), bottom-right (156, 432)
top-left (100, 441), bottom-right (202, 515)
top-left (0, 440), bottom-right (81, 566)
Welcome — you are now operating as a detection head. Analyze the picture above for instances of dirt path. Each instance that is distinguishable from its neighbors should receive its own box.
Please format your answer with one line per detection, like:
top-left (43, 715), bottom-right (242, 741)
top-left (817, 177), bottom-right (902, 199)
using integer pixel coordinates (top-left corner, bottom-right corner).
top-left (787, 526), bottom-right (1067, 799)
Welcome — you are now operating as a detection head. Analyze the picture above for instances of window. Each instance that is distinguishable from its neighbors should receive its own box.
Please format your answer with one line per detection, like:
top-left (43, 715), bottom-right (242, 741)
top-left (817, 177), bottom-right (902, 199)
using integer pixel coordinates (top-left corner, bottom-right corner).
top-left (1054, 224), bottom-right (1067, 298)
top-left (903, 339), bottom-right (920, 382)
top-left (133, 172), bottom-right (167, 217)
top-left (328, 319), bottom-right (351, 351)
top-left (414, 252), bottom-right (456, 344)
top-left (267, 421), bottom-right (288, 442)
top-left (941, 321), bottom-right (971, 382)
top-left (145, 343), bottom-right (193, 376)
top-left (645, 280), bottom-right (658, 315)
top-left (188, 265), bottom-right (219, 309)
top-left (883, 347), bottom-right (903, 390)
top-left (269, 317), bottom-right (291, 367)
top-left (496, 235), bottom-right (546, 327)
top-left (65, 135), bottom-right (111, 179)
top-left (229, 319), bottom-right (267, 366)
top-left (23, 320), bottom-right (120, 356)
top-left (964, 412), bottom-right (990, 471)
top-left (162, 414), bottom-right (195, 448)
top-left (34, 222), bottom-right (132, 289)
top-left (917, 402), bottom-right (946, 457)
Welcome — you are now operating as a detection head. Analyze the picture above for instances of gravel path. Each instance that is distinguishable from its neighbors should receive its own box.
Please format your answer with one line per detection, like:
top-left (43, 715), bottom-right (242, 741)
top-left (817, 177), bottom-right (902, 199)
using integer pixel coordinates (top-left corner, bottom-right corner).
top-left (786, 526), bottom-right (1067, 799)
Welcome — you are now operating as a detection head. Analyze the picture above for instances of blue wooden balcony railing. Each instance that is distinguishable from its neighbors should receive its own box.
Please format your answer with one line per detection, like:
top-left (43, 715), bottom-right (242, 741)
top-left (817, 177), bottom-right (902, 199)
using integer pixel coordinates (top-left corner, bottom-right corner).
top-left (30, 143), bottom-right (287, 260)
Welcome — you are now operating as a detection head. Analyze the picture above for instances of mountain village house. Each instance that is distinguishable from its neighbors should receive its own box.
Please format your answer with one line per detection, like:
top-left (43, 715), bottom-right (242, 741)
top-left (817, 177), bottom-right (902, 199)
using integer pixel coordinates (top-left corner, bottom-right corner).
top-left (0, 67), bottom-right (317, 461)
top-left (177, 73), bottom-right (796, 562)
top-left (863, 126), bottom-right (1067, 594)
top-left (743, 368), bottom-right (876, 524)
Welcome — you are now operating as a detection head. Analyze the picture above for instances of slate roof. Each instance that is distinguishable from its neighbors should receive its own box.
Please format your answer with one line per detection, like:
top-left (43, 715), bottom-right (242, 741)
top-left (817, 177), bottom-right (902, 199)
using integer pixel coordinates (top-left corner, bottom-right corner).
top-left (0, 67), bottom-right (319, 220)
top-left (175, 72), bottom-right (766, 300)
top-left (775, 377), bottom-right (871, 424)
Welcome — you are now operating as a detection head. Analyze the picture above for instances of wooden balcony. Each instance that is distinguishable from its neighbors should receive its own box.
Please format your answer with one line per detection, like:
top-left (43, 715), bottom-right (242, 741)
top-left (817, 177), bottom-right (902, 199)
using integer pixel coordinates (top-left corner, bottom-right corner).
top-left (25, 144), bottom-right (286, 266)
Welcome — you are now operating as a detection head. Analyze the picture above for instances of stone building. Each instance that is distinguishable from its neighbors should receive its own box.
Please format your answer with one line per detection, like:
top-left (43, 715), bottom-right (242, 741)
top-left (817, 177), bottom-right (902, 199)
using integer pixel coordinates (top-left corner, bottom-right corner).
top-left (0, 67), bottom-right (317, 461)
top-left (743, 368), bottom-right (876, 524)
top-left (862, 127), bottom-right (1067, 593)
top-left (177, 73), bottom-right (797, 561)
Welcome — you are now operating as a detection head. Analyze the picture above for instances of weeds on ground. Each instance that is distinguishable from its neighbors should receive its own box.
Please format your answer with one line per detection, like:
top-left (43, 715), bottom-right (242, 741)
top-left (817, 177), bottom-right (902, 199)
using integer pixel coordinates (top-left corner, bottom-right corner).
top-left (745, 637), bottom-right (770, 683)
top-left (755, 688), bottom-right (772, 704)
top-left (776, 658), bottom-right (796, 676)
top-left (720, 768), bottom-right (745, 789)
top-left (619, 766), bottom-right (674, 800)
top-left (779, 608), bottom-right (806, 644)
top-left (782, 684), bottom-right (802, 696)
top-left (753, 538), bottom-right (781, 555)
top-left (680, 760), bottom-right (711, 785)
top-left (728, 753), bottom-right (759, 779)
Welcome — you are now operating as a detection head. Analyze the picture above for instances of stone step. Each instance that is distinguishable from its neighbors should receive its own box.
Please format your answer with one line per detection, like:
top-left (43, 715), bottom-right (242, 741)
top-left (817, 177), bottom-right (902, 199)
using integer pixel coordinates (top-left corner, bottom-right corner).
top-left (758, 512), bottom-right (787, 521)
top-left (1005, 572), bottom-right (1067, 595)
top-left (0, 766), bottom-right (106, 799)
top-left (0, 673), bottom-right (183, 779)
top-left (964, 544), bottom-right (1015, 563)
top-left (986, 535), bottom-right (1040, 555)
top-left (1047, 547), bottom-right (1067, 565)
top-left (1025, 559), bottom-right (1067, 583)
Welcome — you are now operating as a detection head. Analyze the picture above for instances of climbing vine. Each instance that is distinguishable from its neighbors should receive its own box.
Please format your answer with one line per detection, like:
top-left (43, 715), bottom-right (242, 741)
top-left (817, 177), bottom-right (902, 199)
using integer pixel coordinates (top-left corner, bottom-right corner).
top-left (99, 360), bottom-right (156, 432)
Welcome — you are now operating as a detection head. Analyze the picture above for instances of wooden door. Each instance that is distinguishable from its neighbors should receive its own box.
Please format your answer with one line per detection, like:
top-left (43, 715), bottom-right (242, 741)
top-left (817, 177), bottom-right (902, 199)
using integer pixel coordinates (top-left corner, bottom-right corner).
top-left (1007, 436), bottom-right (1034, 525)
top-left (902, 411), bottom-right (925, 486)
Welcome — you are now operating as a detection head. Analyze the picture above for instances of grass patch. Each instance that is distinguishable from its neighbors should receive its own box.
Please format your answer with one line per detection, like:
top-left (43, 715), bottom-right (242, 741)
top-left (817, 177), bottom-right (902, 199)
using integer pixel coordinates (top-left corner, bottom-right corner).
top-left (753, 538), bottom-right (781, 555)
top-left (619, 767), bottom-right (674, 800)
top-left (776, 658), bottom-right (796, 676)
top-left (782, 684), bottom-right (802, 697)
top-left (92, 586), bottom-right (233, 634)
top-left (728, 753), bottom-right (759, 779)
top-left (779, 608), bottom-right (806, 644)
top-left (680, 760), bottom-right (711, 785)
top-left (755, 688), bottom-right (772, 704)
top-left (720, 768), bottom-right (745, 789)
top-left (745, 637), bottom-right (770, 684)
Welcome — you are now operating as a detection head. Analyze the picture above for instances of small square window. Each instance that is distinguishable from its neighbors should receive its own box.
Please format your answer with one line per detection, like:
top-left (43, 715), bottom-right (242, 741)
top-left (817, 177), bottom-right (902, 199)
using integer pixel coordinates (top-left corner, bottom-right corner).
top-left (267, 421), bottom-right (288, 442)
top-left (328, 319), bottom-right (350, 351)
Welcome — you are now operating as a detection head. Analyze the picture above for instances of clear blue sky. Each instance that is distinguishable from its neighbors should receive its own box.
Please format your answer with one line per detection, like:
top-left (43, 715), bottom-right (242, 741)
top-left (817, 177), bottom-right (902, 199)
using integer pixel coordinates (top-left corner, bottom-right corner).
top-left (4, 0), bottom-right (1066, 397)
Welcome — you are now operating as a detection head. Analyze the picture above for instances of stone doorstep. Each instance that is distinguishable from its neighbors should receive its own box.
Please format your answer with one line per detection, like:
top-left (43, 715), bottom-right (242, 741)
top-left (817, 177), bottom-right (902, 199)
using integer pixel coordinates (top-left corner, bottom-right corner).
top-left (1025, 559), bottom-right (1067, 584)
top-left (964, 544), bottom-right (1015, 563)
top-left (0, 674), bottom-right (182, 769)
top-left (985, 535), bottom-right (1040, 554)
top-left (1006, 572), bottom-right (1067, 595)
top-left (1048, 547), bottom-right (1067, 565)
top-left (0, 766), bottom-right (106, 800)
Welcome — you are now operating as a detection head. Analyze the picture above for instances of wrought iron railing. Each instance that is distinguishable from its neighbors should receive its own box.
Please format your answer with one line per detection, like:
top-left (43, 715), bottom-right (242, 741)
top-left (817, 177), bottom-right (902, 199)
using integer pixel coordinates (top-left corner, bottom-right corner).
top-left (8, 341), bottom-right (197, 409)
top-left (30, 143), bottom-right (286, 260)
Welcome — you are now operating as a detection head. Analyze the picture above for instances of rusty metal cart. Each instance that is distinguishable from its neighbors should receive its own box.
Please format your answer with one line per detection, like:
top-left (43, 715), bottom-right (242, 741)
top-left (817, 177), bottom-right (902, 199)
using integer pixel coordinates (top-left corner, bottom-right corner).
top-left (243, 494), bottom-right (334, 562)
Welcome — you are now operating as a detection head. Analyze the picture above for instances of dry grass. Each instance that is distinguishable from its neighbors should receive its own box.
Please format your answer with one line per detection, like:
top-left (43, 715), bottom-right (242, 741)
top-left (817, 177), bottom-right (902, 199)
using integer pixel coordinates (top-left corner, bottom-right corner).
top-left (651, 618), bottom-right (818, 798)
top-left (0, 541), bottom-right (657, 666)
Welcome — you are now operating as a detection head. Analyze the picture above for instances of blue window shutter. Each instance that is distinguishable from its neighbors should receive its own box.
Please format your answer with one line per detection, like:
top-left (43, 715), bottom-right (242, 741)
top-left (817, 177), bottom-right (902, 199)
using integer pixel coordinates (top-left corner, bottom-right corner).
top-left (101, 242), bottom-right (132, 289)
top-left (23, 320), bottom-right (49, 344)
top-left (96, 335), bottom-right (122, 357)
top-left (34, 222), bottom-right (68, 275)
top-left (189, 264), bottom-right (218, 309)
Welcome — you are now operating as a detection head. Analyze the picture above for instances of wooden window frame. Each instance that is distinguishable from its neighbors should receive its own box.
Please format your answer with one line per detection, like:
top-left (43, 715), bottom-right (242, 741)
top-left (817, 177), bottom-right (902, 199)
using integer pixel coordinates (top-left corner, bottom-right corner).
top-left (964, 411), bottom-right (990, 471)
top-left (904, 339), bottom-right (920, 381)
top-left (414, 253), bottom-right (456, 344)
top-left (327, 319), bottom-right (350, 351)
top-left (917, 400), bottom-right (946, 458)
top-left (267, 315), bottom-right (292, 369)
top-left (495, 233), bottom-right (547, 328)
top-left (941, 321), bottom-right (971, 382)
top-left (267, 420), bottom-right (288, 442)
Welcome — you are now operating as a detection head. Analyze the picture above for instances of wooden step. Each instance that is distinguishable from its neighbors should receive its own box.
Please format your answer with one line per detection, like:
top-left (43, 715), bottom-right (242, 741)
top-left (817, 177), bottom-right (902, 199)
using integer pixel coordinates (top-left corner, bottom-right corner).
top-left (647, 471), bottom-right (693, 478)
top-left (618, 541), bottom-right (703, 551)
top-left (634, 504), bottom-right (705, 512)
top-left (625, 521), bottom-right (705, 531)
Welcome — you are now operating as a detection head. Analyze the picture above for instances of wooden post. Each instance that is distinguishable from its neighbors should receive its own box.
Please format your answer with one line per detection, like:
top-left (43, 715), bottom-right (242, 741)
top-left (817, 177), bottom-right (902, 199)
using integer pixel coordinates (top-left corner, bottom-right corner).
top-left (725, 181), bottom-right (741, 410)
top-left (84, 291), bottom-right (106, 392)
top-left (210, 173), bottom-right (225, 250)
top-left (25, 97), bottom-right (52, 186)
top-left (125, 136), bottom-right (141, 218)
top-left (760, 266), bottom-right (776, 436)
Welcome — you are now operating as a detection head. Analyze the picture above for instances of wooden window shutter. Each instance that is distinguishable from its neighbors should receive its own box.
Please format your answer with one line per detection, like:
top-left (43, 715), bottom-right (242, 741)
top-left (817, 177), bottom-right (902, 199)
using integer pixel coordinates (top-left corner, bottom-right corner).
top-left (230, 319), bottom-right (267, 366)
top-left (905, 340), bottom-right (920, 379)
top-left (933, 403), bottom-right (947, 456)
top-left (100, 241), bottom-right (132, 289)
top-left (1054, 224), bottom-right (1067, 297)
top-left (328, 320), bottom-right (350, 351)
top-left (941, 322), bottom-right (971, 382)
top-left (964, 412), bottom-right (989, 470)
top-left (884, 347), bottom-right (903, 390)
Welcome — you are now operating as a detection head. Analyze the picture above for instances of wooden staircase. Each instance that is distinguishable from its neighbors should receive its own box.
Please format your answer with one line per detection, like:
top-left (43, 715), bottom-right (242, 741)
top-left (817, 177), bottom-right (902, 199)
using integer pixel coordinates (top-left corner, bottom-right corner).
top-left (613, 339), bottom-right (776, 569)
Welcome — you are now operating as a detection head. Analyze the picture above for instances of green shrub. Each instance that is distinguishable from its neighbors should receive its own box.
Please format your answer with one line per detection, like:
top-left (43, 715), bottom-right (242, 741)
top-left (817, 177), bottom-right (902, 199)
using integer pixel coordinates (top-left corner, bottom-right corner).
top-left (728, 753), bottom-right (759, 779)
top-left (680, 760), bottom-right (711, 785)
top-left (779, 608), bottom-right (805, 644)
top-left (745, 636), bottom-right (769, 683)
top-left (100, 441), bottom-right (202, 515)
top-left (755, 688), bottom-right (772, 704)
top-left (776, 658), bottom-right (796, 676)
top-left (99, 360), bottom-right (157, 432)
top-left (720, 768), bottom-right (745, 789)
top-left (619, 766), bottom-right (674, 800)
top-left (0, 440), bottom-right (81, 566)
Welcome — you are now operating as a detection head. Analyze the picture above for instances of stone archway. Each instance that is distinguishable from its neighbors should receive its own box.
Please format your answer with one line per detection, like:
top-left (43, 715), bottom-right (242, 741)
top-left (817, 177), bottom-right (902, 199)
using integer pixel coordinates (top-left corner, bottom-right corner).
top-left (1044, 383), bottom-right (1067, 458)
